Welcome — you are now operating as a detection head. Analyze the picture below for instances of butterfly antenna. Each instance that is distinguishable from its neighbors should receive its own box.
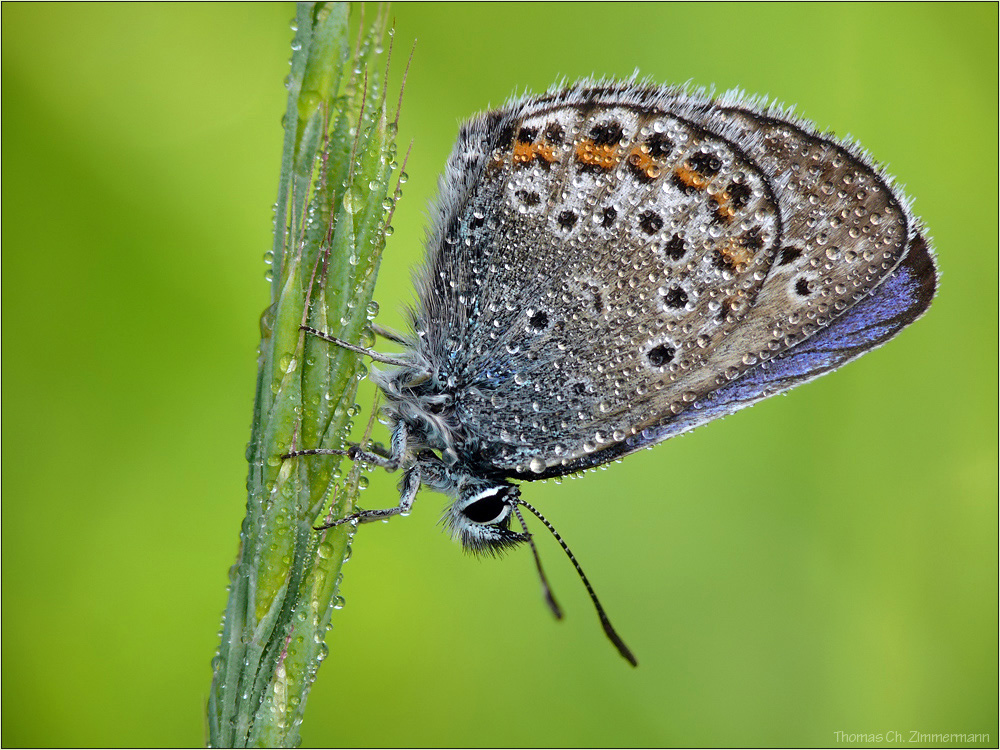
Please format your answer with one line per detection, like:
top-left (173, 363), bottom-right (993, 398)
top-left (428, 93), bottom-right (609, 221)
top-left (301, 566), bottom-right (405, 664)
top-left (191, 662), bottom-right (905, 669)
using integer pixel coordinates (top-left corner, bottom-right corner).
top-left (516, 498), bottom-right (638, 667)
top-left (512, 504), bottom-right (563, 620)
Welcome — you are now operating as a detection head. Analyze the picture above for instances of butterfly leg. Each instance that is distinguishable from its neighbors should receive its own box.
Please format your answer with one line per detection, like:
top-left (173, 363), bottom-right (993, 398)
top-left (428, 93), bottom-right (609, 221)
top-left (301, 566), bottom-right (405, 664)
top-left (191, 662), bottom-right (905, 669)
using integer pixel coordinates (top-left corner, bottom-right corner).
top-left (315, 465), bottom-right (420, 530)
top-left (352, 420), bottom-right (407, 471)
top-left (300, 325), bottom-right (410, 367)
top-left (282, 421), bottom-right (407, 470)
top-left (286, 421), bottom-right (424, 530)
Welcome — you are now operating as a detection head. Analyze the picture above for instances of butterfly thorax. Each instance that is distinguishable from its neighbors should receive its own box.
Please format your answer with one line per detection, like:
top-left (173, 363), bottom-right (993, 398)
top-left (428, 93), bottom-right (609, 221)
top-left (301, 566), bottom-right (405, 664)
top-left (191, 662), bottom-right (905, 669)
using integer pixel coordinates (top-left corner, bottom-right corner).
top-left (373, 358), bottom-right (469, 465)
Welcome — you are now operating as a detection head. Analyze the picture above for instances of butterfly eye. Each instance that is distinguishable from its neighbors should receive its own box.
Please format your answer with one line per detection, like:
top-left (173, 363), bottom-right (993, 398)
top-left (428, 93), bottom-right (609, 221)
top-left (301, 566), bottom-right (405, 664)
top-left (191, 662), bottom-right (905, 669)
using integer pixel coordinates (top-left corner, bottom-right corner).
top-left (445, 485), bottom-right (525, 557)
top-left (461, 488), bottom-right (510, 525)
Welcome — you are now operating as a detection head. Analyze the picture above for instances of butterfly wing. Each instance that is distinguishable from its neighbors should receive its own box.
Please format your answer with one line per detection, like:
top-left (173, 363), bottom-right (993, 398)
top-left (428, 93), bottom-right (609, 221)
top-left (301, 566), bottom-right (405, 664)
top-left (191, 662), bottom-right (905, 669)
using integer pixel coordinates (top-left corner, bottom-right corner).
top-left (413, 81), bottom-right (937, 479)
top-left (539, 232), bottom-right (937, 474)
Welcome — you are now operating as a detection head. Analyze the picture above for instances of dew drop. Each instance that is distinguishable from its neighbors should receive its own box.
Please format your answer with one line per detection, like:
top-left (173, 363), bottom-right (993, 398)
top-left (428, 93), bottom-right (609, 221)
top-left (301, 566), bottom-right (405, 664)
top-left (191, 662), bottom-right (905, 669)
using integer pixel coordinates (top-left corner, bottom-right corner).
top-left (342, 186), bottom-right (362, 214)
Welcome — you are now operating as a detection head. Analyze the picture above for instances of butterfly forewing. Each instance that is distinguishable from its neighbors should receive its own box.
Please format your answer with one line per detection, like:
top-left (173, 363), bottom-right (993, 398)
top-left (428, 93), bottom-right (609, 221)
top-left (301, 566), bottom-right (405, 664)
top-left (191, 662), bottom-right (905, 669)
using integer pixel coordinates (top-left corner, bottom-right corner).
top-left (413, 83), bottom-right (930, 479)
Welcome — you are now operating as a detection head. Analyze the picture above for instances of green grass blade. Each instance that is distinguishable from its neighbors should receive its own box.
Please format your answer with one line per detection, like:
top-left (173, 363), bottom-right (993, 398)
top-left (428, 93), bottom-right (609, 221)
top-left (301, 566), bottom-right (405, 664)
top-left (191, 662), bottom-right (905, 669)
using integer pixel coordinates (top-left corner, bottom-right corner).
top-left (209, 4), bottom-right (401, 746)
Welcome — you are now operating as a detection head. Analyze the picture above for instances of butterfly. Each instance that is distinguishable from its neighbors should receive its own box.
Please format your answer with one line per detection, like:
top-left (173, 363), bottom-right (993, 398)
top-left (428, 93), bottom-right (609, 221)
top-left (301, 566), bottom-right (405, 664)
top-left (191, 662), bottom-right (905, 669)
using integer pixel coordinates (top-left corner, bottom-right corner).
top-left (287, 79), bottom-right (938, 666)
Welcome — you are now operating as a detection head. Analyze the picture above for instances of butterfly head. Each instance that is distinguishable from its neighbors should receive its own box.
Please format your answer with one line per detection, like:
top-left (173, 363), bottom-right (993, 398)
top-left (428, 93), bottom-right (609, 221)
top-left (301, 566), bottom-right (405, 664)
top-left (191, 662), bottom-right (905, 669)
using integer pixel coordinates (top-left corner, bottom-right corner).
top-left (443, 479), bottom-right (526, 556)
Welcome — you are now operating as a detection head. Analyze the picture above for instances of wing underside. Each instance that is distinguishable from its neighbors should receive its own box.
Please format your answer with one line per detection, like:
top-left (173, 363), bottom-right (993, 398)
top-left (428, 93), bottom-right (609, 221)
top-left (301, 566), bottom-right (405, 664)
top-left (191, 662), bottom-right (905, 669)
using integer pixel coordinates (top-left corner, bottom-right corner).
top-left (412, 83), bottom-right (937, 480)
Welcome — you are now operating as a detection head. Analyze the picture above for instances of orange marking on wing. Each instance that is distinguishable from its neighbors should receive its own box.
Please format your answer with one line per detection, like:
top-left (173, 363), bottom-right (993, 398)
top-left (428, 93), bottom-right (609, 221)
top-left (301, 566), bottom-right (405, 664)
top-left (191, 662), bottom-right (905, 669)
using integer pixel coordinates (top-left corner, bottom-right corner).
top-left (718, 239), bottom-right (756, 271)
top-left (513, 141), bottom-right (559, 166)
top-left (575, 139), bottom-right (620, 170)
top-left (627, 146), bottom-right (662, 180)
top-left (673, 165), bottom-right (709, 191)
top-left (711, 192), bottom-right (736, 223)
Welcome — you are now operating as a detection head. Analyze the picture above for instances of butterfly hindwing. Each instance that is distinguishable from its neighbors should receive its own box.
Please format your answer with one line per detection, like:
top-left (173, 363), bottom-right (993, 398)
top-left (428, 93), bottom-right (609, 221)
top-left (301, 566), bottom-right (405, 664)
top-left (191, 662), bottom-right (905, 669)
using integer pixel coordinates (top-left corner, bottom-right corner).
top-left (411, 81), bottom-right (935, 480)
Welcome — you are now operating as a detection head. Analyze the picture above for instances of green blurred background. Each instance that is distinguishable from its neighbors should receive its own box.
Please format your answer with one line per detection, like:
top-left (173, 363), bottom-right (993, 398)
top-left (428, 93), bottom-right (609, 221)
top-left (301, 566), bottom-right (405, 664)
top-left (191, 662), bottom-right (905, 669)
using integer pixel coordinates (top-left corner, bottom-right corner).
top-left (3, 3), bottom-right (997, 747)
